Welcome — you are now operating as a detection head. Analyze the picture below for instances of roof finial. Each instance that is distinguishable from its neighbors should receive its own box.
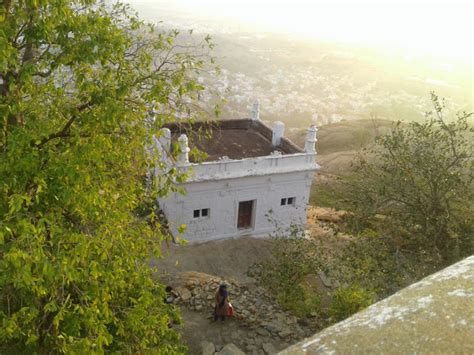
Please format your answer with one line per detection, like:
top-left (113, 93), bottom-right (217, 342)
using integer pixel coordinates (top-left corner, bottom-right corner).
top-left (158, 128), bottom-right (171, 152)
top-left (272, 121), bottom-right (285, 147)
top-left (251, 100), bottom-right (260, 120)
top-left (177, 134), bottom-right (190, 165)
top-left (305, 125), bottom-right (318, 153)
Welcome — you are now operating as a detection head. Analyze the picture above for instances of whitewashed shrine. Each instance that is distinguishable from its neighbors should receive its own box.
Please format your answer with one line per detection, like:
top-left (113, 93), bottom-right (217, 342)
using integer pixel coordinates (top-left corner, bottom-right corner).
top-left (153, 103), bottom-right (319, 243)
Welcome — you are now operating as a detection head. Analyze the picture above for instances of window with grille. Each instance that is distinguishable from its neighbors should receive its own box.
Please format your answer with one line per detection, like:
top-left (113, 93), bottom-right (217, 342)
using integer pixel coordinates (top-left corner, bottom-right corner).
top-left (281, 197), bottom-right (296, 206)
top-left (193, 208), bottom-right (210, 219)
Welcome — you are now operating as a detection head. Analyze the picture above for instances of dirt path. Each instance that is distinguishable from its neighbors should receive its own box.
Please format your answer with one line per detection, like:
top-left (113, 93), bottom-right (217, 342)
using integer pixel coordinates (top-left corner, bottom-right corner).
top-left (153, 237), bottom-right (274, 285)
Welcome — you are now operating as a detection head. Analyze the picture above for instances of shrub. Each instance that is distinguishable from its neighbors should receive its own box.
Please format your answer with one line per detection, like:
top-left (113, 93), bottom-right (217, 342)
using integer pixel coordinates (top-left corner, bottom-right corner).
top-left (347, 93), bottom-right (474, 262)
top-left (276, 284), bottom-right (321, 319)
top-left (329, 284), bottom-right (375, 322)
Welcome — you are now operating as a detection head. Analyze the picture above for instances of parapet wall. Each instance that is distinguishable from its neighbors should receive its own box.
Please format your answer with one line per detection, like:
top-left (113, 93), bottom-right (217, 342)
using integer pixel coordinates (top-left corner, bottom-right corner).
top-left (164, 118), bottom-right (303, 156)
top-left (181, 152), bottom-right (319, 182)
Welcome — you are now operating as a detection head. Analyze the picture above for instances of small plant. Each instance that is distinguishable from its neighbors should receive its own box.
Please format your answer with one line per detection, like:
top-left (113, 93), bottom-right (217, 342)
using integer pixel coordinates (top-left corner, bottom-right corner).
top-left (329, 284), bottom-right (375, 322)
top-left (276, 284), bottom-right (321, 318)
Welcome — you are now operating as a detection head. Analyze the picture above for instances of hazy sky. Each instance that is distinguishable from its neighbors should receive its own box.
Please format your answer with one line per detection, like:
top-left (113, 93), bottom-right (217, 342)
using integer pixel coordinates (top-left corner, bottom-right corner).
top-left (128, 0), bottom-right (473, 61)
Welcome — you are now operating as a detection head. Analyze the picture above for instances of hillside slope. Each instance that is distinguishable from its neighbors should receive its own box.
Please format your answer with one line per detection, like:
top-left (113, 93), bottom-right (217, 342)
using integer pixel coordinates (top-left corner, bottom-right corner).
top-left (286, 118), bottom-right (394, 174)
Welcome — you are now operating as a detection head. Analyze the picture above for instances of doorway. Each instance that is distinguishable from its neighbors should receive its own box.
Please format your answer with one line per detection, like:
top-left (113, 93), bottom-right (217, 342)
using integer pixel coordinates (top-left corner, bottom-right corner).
top-left (237, 200), bottom-right (254, 229)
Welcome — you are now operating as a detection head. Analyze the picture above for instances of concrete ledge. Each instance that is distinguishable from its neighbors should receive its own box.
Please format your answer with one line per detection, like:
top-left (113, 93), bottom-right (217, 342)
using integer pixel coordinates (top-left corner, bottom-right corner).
top-left (280, 256), bottom-right (474, 354)
top-left (181, 153), bottom-right (319, 183)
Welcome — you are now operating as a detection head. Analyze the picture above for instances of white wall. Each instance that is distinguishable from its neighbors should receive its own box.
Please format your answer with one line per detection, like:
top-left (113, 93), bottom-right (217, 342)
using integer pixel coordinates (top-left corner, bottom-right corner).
top-left (181, 152), bottom-right (318, 182)
top-left (158, 171), bottom-right (313, 243)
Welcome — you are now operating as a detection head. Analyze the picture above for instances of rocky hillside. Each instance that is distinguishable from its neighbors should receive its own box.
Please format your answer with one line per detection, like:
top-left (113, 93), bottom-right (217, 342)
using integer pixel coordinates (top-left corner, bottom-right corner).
top-left (286, 118), bottom-right (394, 174)
top-left (155, 207), bottom-right (348, 354)
top-left (170, 271), bottom-right (312, 354)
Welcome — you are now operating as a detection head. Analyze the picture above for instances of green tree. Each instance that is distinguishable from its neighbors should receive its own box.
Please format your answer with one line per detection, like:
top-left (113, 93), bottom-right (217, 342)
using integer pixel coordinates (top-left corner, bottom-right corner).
top-left (348, 93), bottom-right (473, 262)
top-left (253, 94), bottom-right (473, 325)
top-left (1, 0), bottom-right (212, 352)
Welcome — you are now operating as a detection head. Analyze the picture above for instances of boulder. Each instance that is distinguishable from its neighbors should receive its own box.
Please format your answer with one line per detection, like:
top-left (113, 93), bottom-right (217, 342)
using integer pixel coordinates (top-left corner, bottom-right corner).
top-left (246, 337), bottom-right (256, 345)
top-left (256, 328), bottom-right (271, 337)
top-left (176, 287), bottom-right (192, 301)
top-left (219, 343), bottom-right (245, 355)
top-left (201, 341), bottom-right (215, 355)
top-left (262, 320), bottom-right (284, 334)
top-left (278, 328), bottom-right (294, 339)
top-left (262, 343), bottom-right (278, 354)
top-left (246, 344), bottom-right (257, 352)
top-left (318, 271), bottom-right (332, 288)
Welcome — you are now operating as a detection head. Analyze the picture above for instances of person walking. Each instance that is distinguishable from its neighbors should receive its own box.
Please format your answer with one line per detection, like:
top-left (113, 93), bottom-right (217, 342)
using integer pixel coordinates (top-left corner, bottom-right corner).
top-left (214, 283), bottom-right (230, 321)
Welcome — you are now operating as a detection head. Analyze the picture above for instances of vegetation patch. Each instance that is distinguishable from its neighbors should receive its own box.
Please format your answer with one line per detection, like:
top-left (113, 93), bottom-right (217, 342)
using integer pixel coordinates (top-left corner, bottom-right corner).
top-left (252, 95), bottom-right (473, 327)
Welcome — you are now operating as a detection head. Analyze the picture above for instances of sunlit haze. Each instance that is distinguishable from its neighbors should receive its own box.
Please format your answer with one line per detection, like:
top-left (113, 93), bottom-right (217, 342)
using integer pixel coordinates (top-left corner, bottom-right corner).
top-left (129, 0), bottom-right (473, 62)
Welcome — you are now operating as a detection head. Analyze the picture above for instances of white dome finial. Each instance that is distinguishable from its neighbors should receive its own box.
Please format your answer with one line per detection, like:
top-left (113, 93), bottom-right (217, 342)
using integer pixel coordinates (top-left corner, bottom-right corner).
top-left (177, 134), bottom-right (190, 165)
top-left (251, 100), bottom-right (260, 120)
top-left (305, 125), bottom-right (318, 153)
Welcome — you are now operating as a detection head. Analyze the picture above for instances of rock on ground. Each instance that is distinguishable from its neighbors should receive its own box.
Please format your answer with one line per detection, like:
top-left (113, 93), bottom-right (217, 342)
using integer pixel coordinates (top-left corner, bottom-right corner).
top-left (219, 343), bottom-right (245, 355)
top-left (262, 342), bottom-right (278, 354)
top-left (201, 340), bottom-right (215, 355)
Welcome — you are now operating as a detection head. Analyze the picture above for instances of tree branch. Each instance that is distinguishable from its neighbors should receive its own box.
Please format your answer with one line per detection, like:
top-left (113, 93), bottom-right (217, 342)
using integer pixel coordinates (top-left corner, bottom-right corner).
top-left (34, 101), bottom-right (92, 148)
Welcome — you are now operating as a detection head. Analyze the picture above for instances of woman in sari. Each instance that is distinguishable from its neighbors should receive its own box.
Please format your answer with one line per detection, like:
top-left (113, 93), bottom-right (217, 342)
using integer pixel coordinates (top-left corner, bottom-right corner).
top-left (214, 283), bottom-right (230, 321)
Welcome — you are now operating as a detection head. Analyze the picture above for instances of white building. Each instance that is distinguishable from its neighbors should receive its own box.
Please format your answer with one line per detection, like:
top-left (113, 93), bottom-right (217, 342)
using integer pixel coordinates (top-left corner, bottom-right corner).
top-left (154, 103), bottom-right (319, 243)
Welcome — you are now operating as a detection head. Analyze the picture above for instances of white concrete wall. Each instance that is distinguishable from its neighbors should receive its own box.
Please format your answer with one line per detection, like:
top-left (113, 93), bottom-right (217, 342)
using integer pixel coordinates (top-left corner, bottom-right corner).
top-left (158, 171), bottom-right (314, 243)
top-left (181, 152), bottom-right (318, 182)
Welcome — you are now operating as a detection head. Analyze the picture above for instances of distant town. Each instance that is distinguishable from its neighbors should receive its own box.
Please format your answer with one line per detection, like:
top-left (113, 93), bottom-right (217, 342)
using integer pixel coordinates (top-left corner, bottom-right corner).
top-left (199, 33), bottom-right (471, 128)
top-left (132, 3), bottom-right (473, 128)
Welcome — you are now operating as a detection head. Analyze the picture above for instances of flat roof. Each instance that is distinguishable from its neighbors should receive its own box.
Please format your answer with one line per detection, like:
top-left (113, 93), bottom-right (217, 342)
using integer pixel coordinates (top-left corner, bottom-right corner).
top-left (164, 119), bottom-right (303, 163)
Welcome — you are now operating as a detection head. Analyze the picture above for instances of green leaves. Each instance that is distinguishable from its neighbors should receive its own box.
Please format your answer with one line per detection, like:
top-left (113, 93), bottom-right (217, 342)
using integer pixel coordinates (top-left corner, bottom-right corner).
top-left (0, 0), bottom-right (212, 353)
top-left (329, 284), bottom-right (374, 322)
top-left (8, 194), bottom-right (27, 215)
top-left (348, 93), bottom-right (473, 262)
top-left (258, 94), bottom-right (471, 326)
